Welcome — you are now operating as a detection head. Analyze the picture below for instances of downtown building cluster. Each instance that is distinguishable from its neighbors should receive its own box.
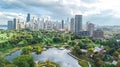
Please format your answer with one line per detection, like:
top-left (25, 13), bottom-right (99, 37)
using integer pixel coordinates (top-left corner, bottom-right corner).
top-left (7, 13), bottom-right (104, 38)
top-left (7, 13), bottom-right (68, 31)
top-left (70, 15), bottom-right (104, 39)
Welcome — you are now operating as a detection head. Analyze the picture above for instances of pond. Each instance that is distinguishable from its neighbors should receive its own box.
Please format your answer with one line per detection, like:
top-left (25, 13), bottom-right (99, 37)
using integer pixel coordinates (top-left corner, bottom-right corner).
top-left (5, 48), bottom-right (81, 67)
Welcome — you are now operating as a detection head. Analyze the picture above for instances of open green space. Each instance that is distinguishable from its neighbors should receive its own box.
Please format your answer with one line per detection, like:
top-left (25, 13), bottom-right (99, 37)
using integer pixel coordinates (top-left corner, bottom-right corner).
top-left (0, 29), bottom-right (120, 67)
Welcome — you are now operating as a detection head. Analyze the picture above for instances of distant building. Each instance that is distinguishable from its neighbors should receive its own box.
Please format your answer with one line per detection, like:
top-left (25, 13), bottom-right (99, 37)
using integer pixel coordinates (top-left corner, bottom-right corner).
top-left (7, 18), bottom-right (17, 30)
top-left (13, 18), bottom-right (17, 30)
top-left (26, 13), bottom-right (30, 22)
top-left (75, 15), bottom-right (82, 34)
top-left (93, 29), bottom-right (104, 39)
top-left (86, 22), bottom-right (95, 36)
top-left (70, 18), bottom-right (75, 33)
top-left (78, 31), bottom-right (90, 37)
top-left (61, 20), bottom-right (64, 29)
top-left (7, 21), bottom-right (13, 30)
top-left (43, 20), bottom-right (54, 31)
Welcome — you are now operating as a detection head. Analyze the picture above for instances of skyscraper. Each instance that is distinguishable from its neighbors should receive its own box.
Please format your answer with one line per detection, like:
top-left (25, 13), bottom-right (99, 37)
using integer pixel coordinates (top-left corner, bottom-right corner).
top-left (86, 21), bottom-right (95, 36)
top-left (70, 18), bottom-right (75, 33)
top-left (7, 18), bottom-right (17, 30)
top-left (13, 18), bottom-right (17, 30)
top-left (26, 13), bottom-right (30, 22)
top-left (61, 20), bottom-right (64, 29)
top-left (7, 21), bottom-right (13, 30)
top-left (75, 15), bottom-right (82, 34)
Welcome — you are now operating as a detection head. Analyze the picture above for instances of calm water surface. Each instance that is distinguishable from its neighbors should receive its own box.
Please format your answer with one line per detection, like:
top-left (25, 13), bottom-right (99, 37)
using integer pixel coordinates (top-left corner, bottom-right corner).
top-left (5, 48), bottom-right (81, 67)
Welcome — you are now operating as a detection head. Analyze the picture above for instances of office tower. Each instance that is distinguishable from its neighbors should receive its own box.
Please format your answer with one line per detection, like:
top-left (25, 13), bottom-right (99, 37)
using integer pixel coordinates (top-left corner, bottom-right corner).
top-left (16, 19), bottom-right (21, 30)
top-left (70, 18), bottom-right (75, 33)
top-left (61, 20), bottom-right (64, 29)
top-left (13, 18), bottom-right (17, 30)
top-left (38, 18), bottom-right (44, 30)
top-left (26, 13), bottom-right (30, 22)
top-left (7, 18), bottom-right (17, 30)
top-left (7, 21), bottom-right (13, 30)
top-left (86, 21), bottom-right (95, 36)
top-left (75, 15), bottom-right (82, 34)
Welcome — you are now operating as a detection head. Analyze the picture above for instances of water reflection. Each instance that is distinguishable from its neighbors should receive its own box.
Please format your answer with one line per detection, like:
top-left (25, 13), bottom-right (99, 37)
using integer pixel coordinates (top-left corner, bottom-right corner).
top-left (32, 48), bottom-right (81, 67)
top-left (5, 50), bottom-right (21, 61)
top-left (5, 48), bottom-right (81, 67)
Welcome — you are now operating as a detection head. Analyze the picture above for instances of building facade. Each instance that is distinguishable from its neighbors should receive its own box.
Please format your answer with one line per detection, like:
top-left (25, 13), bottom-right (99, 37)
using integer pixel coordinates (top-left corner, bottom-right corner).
top-left (86, 22), bottom-right (95, 36)
top-left (78, 31), bottom-right (90, 37)
top-left (26, 13), bottom-right (30, 22)
top-left (93, 29), bottom-right (104, 39)
top-left (70, 18), bottom-right (75, 33)
top-left (8, 21), bottom-right (13, 30)
top-left (61, 20), bottom-right (64, 29)
top-left (75, 15), bottom-right (82, 34)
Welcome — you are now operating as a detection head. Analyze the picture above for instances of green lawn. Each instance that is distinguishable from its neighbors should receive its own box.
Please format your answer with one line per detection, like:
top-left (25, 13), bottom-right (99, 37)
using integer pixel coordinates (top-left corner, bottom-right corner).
top-left (71, 52), bottom-right (96, 67)
top-left (79, 61), bottom-right (89, 67)
top-left (38, 62), bottom-right (60, 67)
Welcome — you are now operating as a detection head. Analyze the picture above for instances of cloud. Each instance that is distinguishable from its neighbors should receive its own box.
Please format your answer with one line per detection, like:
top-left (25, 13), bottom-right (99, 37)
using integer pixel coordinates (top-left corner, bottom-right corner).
top-left (0, 0), bottom-right (120, 25)
top-left (0, 11), bottom-right (25, 24)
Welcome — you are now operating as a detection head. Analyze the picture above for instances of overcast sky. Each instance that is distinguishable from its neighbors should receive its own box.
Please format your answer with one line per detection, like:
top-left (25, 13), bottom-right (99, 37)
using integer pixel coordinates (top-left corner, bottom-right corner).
top-left (0, 0), bottom-right (120, 25)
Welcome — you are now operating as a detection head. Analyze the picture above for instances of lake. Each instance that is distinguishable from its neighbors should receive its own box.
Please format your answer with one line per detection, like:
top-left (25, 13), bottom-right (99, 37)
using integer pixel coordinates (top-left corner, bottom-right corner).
top-left (5, 47), bottom-right (81, 67)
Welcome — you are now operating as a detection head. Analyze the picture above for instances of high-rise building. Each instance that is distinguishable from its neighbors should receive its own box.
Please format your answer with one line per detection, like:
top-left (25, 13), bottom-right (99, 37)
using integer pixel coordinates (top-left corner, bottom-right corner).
top-left (86, 21), bottom-right (95, 36)
top-left (7, 18), bottom-right (17, 30)
top-left (70, 18), bottom-right (75, 33)
top-left (61, 20), bottom-right (64, 29)
top-left (13, 18), bottom-right (17, 30)
top-left (7, 21), bottom-right (13, 30)
top-left (26, 13), bottom-right (30, 22)
top-left (75, 15), bottom-right (82, 34)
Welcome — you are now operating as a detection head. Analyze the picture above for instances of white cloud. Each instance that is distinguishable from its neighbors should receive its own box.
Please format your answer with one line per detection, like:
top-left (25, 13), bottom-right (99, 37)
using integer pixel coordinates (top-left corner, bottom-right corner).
top-left (0, 0), bottom-right (120, 25)
top-left (91, 0), bottom-right (120, 17)
top-left (0, 12), bottom-right (26, 24)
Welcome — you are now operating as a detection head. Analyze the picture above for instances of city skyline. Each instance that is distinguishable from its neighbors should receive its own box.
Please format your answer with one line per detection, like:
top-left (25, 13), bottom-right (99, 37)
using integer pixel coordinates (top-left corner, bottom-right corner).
top-left (0, 0), bottom-right (120, 25)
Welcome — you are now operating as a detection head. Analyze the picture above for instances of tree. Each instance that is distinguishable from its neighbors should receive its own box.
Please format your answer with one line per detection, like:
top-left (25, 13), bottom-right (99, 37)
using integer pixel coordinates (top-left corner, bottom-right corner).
top-left (103, 63), bottom-right (116, 67)
top-left (113, 51), bottom-right (119, 57)
top-left (106, 48), bottom-right (115, 56)
top-left (18, 40), bottom-right (28, 47)
top-left (53, 37), bottom-right (61, 43)
top-left (77, 41), bottom-right (86, 49)
top-left (73, 46), bottom-right (82, 55)
top-left (46, 59), bottom-right (51, 66)
top-left (68, 41), bottom-right (76, 46)
top-left (13, 55), bottom-right (34, 67)
top-left (21, 47), bottom-right (31, 55)
top-left (33, 46), bottom-right (42, 54)
top-left (95, 58), bottom-right (103, 67)
top-left (0, 58), bottom-right (11, 67)
top-left (88, 48), bottom-right (94, 54)
top-left (117, 60), bottom-right (120, 67)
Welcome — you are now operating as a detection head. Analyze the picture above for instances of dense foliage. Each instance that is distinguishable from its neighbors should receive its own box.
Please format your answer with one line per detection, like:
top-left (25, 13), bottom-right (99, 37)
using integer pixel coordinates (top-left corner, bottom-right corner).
top-left (0, 29), bottom-right (120, 67)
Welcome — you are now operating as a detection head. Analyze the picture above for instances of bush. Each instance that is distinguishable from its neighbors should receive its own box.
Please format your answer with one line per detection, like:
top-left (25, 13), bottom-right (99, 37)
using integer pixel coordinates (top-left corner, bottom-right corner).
top-left (13, 55), bottom-right (34, 67)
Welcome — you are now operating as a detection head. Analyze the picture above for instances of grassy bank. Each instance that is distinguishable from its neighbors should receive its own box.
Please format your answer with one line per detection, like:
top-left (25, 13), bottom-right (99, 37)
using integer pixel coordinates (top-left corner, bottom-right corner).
top-left (0, 47), bottom-right (20, 58)
top-left (71, 52), bottom-right (96, 67)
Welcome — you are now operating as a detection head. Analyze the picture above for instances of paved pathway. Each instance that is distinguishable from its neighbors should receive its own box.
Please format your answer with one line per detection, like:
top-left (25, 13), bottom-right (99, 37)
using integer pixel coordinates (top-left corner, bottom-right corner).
top-left (68, 52), bottom-right (91, 67)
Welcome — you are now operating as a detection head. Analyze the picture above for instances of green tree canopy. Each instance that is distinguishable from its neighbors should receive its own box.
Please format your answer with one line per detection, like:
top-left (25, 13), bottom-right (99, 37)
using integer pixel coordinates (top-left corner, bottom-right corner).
top-left (13, 55), bottom-right (34, 67)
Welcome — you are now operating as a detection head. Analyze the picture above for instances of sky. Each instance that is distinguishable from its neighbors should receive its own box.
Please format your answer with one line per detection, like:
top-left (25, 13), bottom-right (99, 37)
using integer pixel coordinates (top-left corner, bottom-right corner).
top-left (0, 0), bottom-right (120, 25)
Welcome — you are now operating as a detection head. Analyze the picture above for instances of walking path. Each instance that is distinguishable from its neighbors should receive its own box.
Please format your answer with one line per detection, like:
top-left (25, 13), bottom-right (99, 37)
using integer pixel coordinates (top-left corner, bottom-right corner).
top-left (68, 52), bottom-right (91, 67)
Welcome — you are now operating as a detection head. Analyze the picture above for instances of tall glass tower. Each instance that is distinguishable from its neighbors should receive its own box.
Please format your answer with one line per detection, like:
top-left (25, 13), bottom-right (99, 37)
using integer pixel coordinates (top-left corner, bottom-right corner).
top-left (75, 15), bottom-right (82, 34)
top-left (26, 13), bottom-right (30, 22)
top-left (61, 20), bottom-right (64, 29)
